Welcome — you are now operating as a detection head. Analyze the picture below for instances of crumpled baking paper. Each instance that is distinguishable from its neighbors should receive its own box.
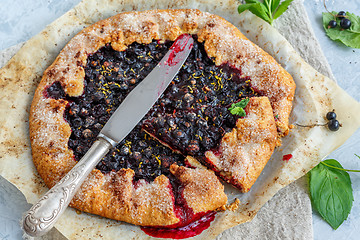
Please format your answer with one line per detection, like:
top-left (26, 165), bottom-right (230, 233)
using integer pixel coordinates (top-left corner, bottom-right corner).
top-left (0, 0), bottom-right (359, 239)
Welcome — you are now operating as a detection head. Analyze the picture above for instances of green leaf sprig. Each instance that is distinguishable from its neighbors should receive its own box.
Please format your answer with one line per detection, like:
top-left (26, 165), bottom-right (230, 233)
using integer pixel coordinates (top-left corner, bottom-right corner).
top-left (322, 11), bottom-right (360, 49)
top-left (238, 0), bottom-right (294, 25)
top-left (309, 156), bottom-right (360, 229)
top-left (228, 98), bottom-right (250, 117)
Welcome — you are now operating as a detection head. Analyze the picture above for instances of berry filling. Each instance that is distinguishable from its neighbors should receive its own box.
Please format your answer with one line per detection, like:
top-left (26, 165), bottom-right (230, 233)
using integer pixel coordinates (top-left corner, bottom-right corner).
top-left (143, 104), bottom-right (239, 157)
top-left (45, 81), bottom-right (66, 99)
top-left (45, 37), bottom-right (257, 230)
top-left (64, 40), bottom-right (187, 182)
top-left (47, 38), bottom-right (257, 182)
top-left (141, 212), bottom-right (217, 239)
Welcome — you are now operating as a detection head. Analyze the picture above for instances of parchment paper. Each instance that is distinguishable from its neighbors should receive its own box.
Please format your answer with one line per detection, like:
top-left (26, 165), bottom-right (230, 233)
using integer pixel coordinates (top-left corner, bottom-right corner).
top-left (0, 41), bottom-right (311, 240)
top-left (0, 0), bottom-right (359, 239)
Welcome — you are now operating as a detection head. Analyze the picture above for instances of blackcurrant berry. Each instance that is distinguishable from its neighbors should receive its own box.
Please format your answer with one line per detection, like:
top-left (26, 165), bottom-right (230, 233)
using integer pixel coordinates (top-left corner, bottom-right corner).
top-left (328, 20), bottom-right (337, 28)
top-left (337, 11), bottom-right (346, 19)
top-left (328, 119), bottom-right (340, 131)
top-left (326, 111), bottom-right (336, 120)
top-left (340, 18), bottom-right (351, 29)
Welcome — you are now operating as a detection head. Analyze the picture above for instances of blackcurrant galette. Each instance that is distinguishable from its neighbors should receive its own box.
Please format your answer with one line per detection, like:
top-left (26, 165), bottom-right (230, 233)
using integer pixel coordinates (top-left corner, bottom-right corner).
top-left (29, 9), bottom-right (295, 227)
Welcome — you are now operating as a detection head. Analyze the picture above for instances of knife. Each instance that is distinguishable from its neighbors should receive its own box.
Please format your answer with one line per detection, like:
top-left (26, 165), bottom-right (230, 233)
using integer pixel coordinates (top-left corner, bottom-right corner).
top-left (23, 34), bottom-right (194, 237)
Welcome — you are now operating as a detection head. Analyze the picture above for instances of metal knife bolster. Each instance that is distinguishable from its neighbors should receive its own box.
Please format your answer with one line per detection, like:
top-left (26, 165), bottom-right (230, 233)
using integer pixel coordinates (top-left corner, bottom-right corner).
top-left (99, 34), bottom-right (194, 146)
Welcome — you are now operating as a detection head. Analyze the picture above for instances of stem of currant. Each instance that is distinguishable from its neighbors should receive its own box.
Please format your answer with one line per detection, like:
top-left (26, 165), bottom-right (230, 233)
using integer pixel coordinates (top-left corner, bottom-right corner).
top-left (295, 123), bottom-right (327, 128)
top-left (323, 0), bottom-right (337, 19)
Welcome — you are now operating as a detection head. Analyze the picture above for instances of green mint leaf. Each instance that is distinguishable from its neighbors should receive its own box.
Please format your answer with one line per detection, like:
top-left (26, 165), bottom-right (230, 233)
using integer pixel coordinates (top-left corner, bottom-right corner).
top-left (245, 0), bottom-right (261, 4)
top-left (271, 0), bottom-right (280, 14)
top-left (309, 159), bottom-right (354, 230)
top-left (273, 0), bottom-right (294, 20)
top-left (347, 12), bottom-right (360, 33)
top-left (230, 107), bottom-right (246, 117)
top-left (239, 0), bottom-right (293, 25)
top-left (263, 0), bottom-right (274, 20)
top-left (263, 0), bottom-right (271, 12)
top-left (234, 98), bottom-right (250, 108)
top-left (228, 98), bottom-right (250, 116)
top-left (322, 12), bottom-right (360, 48)
top-left (250, 3), bottom-right (271, 23)
top-left (239, 1), bottom-right (263, 15)
top-left (238, 3), bottom-right (254, 14)
top-left (240, 2), bottom-right (271, 24)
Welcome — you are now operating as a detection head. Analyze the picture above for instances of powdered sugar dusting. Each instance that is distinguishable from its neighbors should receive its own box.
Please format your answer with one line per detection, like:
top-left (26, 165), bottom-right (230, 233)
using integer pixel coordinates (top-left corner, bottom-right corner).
top-left (132, 177), bottom-right (175, 223)
top-left (170, 165), bottom-right (227, 213)
top-left (31, 97), bottom-right (70, 151)
top-left (121, 14), bottom-right (142, 33)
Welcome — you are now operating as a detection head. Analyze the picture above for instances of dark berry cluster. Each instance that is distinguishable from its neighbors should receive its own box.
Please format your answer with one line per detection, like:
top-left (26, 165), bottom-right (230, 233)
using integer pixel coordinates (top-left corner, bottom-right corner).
top-left (46, 81), bottom-right (65, 99)
top-left (143, 104), bottom-right (239, 157)
top-left (65, 40), bottom-right (186, 182)
top-left (46, 37), bottom-right (255, 182)
top-left (326, 111), bottom-right (340, 131)
top-left (328, 11), bottom-right (351, 29)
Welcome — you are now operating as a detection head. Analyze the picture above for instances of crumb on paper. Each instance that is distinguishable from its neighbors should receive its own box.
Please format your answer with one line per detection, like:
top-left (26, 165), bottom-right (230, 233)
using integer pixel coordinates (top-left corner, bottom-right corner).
top-left (217, 198), bottom-right (240, 212)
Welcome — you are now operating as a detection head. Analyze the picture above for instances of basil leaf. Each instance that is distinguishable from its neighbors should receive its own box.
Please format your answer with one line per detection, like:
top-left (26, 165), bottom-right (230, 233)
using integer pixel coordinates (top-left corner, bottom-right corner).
top-left (322, 160), bottom-right (360, 173)
top-left (309, 159), bottom-right (354, 230)
top-left (322, 12), bottom-right (360, 48)
top-left (273, 0), bottom-right (294, 20)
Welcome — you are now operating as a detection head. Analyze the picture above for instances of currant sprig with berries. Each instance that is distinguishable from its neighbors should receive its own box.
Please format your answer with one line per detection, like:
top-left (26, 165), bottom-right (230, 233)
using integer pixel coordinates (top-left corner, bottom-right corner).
top-left (322, 0), bottom-right (360, 48)
top-left (324, 0), bottom-right (351, 30)
top-left (295, 110), bottom-right (341, 132)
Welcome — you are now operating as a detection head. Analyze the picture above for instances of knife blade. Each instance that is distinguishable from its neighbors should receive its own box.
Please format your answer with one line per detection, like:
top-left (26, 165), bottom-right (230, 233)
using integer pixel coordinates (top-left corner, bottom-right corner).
top-left (100, 34), bottom-right (194, 145)
top-left (23, 34), bottom-right (194, 237)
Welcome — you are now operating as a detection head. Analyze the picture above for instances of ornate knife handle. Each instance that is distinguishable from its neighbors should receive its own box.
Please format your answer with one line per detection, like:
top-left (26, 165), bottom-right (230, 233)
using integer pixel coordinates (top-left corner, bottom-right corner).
top-left (22, 138), bottom-right (112, 237)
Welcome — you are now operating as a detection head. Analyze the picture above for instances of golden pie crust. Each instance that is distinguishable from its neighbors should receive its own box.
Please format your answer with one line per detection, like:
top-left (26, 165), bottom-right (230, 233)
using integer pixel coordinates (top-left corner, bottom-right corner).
top-left (29, 9), bottom-right (295, 227)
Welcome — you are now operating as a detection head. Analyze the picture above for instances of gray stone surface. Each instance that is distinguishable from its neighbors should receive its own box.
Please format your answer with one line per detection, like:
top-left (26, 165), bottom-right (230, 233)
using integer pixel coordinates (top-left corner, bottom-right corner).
top-left (0, 0), bottom-right (359, 239)
top-left (218, 177), bottom-right (312, 240)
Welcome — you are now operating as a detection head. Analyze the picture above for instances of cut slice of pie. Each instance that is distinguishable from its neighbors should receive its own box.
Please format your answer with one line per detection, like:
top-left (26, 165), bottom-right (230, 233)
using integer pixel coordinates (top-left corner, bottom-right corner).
top-left (204, 97), bottom-right (278, 192)
top-left (29, 9), bottom-right (295, 227)
top-left (143, 96), bottom-right (278, 193)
